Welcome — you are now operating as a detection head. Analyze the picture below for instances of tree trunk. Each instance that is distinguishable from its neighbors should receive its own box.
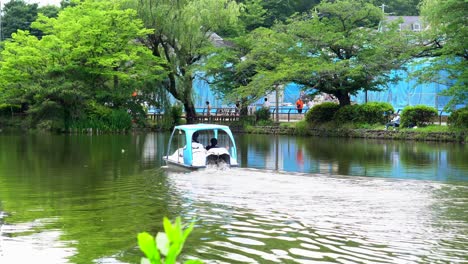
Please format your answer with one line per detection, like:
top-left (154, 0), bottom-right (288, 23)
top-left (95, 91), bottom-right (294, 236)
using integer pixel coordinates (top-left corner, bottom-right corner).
top-left (240, 97), bottom-right (249, 117)
top-left (334, 90), bottom-right (351, 106)
top-left (184, 101), bottom-right (197, 124)
top-left (182, 78), bottom-right (197, 124)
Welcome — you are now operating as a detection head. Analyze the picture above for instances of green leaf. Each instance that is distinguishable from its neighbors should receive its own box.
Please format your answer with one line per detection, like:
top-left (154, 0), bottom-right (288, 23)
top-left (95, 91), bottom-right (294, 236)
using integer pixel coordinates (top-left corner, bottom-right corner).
top-left (182, 222), bottom-right (195, 241)
top-left (174, 217), bottom-right (183, 241)
top-left (137, 232), bottom-right (160, 263)
top-left (184, 260), bottom-right (204, 264)
top-left (165, 242), bottom-right (182, 264)
top-left (163, 217), bottom-right (175, 241)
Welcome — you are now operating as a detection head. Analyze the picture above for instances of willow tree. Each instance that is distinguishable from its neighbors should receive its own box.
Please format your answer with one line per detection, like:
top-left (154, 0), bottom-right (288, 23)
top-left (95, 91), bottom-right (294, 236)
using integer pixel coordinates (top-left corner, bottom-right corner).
top-left (129, 0), bottom-right (241, 123)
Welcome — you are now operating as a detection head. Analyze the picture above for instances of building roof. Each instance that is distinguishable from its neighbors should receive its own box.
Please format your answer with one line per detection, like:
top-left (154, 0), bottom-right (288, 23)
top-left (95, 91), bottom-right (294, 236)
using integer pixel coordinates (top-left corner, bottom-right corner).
top-left (385, 16), bottom-right (427, 31)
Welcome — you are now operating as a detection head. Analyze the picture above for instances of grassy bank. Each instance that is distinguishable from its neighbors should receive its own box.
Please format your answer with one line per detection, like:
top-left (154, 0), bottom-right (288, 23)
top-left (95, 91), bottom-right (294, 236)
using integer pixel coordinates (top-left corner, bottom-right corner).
top-left (242, 121), bottom-right (468, 143)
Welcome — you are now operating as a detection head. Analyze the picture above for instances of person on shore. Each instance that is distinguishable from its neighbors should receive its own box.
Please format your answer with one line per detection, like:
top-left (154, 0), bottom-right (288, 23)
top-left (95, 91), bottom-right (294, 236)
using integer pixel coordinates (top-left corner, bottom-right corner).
top-left (296, 98), bottom-right (304, 114)
top-left (235, 101), bottom-right (241, 115)
top-left (206, 138), bottom-right (218, 150)
top-left (205, 101), bottom-right (211, 116)
top-left (263, 98), bottom-right (270, 109)
top-left (385, 113), bottom-right (401, 130)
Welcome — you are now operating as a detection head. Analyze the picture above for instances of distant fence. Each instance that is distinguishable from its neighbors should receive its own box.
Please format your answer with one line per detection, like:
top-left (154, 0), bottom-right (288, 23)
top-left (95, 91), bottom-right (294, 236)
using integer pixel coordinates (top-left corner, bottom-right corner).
top-left (146, 106), bottom-right (309, 123)
top-left (147, 106), bottom-right (451, 125)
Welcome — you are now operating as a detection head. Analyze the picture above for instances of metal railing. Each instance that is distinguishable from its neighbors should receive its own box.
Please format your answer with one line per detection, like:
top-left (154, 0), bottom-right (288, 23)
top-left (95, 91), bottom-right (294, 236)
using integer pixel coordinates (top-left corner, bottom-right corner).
top-left (269, 107), bottom-right (308, 122)
top-left (146, 107), bottom-right (311, 123)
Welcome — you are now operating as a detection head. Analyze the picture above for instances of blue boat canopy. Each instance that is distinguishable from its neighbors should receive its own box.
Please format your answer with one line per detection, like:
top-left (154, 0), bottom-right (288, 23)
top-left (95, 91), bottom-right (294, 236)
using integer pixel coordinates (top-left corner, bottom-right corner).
top-left (165, 124), bottom-right (238, 168)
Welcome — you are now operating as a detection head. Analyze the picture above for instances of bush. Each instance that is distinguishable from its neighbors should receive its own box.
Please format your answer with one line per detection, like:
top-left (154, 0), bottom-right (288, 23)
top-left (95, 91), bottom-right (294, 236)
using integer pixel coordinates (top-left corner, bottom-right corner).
top-left (0, 103), bottom-right (21, 116)
top-left (401, 105), bottom-right (438, 127)
top-left (171, 105), bottom-right (183, 125)
top-left (333, 105), bottom-right (360, 124)
top-left (108, 109), bottom-right (132, 130)
top-left (69, 102), bottom-right (132, 132)
top-left (358, 102), bottom-right (394, 124)
top-left (448, 107), bottom-right (468, 128)
top-left (305, 102), bottom-right (340, 124)
top-left (255, 107), bottom-right (271, 121)
top-left (160, 105), bottom-right (183, 130)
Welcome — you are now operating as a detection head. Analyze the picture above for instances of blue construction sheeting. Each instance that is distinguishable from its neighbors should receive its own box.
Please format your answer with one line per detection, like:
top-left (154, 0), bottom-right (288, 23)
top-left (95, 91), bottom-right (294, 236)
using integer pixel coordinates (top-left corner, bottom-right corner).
top-left (351, 62), bottom-right (456, 113)
top-left (190, 61), bottom-right (461, 113)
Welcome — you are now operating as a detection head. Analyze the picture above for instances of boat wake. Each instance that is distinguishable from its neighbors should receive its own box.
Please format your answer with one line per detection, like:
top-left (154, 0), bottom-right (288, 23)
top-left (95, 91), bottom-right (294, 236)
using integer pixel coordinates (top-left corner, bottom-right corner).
top-left (206, 160), bottom-right (231, 171)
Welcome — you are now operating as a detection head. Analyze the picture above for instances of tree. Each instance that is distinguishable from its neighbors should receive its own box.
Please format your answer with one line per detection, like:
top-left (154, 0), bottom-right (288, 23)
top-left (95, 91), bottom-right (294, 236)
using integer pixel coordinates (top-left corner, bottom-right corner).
top-left (415, 0), bottom-right (467, 108)
top-left (269, 0), bottom-right (411, 106)
top-left (205, 0), bottom-right (411, 108)
top-left (1, 0), bottom-right (40, 40)
top-left (128, 0), bottom-right (241, 124)
top-left (237, 0), bottom-right (320, 31)
top-left (202, 25), bottom-right (302, 117)
top-left (38, 5), bottom-right (61, 18)
top-left (0, 0), bottom-right (164, 128)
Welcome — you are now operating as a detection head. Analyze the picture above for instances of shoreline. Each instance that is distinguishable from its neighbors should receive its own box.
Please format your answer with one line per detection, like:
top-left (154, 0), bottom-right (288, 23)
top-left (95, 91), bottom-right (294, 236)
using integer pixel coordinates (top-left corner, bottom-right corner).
top-left (233, 125), bottom-right (467, 143)
top-left (1, 122), bottom-right (466, 143)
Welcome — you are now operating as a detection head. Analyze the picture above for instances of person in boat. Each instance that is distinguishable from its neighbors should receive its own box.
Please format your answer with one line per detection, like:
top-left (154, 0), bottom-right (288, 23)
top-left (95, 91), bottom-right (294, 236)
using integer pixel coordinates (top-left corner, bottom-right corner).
top-left (205, 138), bottom-right (218, 151)
top-left (191, 132), bottom-right (204, 149)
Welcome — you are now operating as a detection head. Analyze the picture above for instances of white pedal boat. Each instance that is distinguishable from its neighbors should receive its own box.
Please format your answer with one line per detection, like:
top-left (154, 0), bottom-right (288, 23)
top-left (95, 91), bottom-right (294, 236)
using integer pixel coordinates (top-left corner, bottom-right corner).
top-left (163, 124), bottom-right (238, 170)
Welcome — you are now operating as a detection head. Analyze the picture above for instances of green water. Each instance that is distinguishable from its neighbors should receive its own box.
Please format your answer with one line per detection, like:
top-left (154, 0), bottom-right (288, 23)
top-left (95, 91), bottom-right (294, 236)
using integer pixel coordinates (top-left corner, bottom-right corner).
top-left (0, 133), bottom-right (467, 263)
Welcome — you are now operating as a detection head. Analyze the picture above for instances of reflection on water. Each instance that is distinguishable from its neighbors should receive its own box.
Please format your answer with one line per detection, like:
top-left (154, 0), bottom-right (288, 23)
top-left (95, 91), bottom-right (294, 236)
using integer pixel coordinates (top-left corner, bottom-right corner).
top-left (0, 133), bottom-right (467, 263)
top-left (237, 134), bottom-right (468, 182)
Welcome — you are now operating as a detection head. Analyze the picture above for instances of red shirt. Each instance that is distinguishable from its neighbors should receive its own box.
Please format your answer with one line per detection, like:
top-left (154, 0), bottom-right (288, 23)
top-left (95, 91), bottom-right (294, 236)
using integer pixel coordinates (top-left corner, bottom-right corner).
top-left (296, 99), bottom-right (304, 109)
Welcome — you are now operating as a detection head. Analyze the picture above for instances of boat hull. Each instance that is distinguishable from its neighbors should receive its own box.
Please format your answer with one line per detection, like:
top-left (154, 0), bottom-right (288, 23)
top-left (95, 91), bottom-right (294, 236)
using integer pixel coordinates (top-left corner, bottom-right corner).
top-left (163, 156), bottom-right (238, 171)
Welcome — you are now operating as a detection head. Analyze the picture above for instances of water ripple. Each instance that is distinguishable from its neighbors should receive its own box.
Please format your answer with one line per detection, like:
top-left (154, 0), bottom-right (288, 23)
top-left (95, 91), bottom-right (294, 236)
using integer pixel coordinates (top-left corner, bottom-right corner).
top-left (168, 169), bottom-right (468, 263)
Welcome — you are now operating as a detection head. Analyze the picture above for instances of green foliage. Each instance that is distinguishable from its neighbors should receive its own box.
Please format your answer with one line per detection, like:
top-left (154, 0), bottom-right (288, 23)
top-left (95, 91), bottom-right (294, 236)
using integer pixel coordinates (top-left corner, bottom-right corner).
top-left (333, 105), bottom-right (360, 124)
top-left (334, 102), bottom-right (395, 125)
top-left (293, 120), bottom-right (309, 135)
top-left (0, 103), bottom-right (21, 116)
top-left (208, 0), bottom-right (411, 107)
top-left (254, 107), bottom-right (271, 121)
top-left (256, 119), bottom-right (274, 126)
top-left (1, 0), bottom-right (41, 40)
top-left (281, 0), bottom-right (409, 106)
top-left (400, 124), bottom-right (449, 132)
top-left (0, 0), bottom-right (165, 131)
top-left (69, 103), bottom-right (132, 132)
top-left (38, 5), bottom-right (60, 18)
top-left (130, 0), bottom-right (241, 123)
top-left (415, 0), bottom-right (468, 108)
top-left (358, 102), bottom-right (394, 124)
top-left (238, 0), bottom-right (319, 30)
top-left (448, 107), bottom-right (468, 129)
top-left (170, 105), bottom-right (183, 126)
top-left (401, 105), bottom-right (438, 127)
top-left (158, 105), bottom-right (184, 130)
top-left (137, 217), bottom-right (203, 264)
top-left (305, 102), bottom-right (340, 124)
top-left (27, 99), bottom-right (64, 129)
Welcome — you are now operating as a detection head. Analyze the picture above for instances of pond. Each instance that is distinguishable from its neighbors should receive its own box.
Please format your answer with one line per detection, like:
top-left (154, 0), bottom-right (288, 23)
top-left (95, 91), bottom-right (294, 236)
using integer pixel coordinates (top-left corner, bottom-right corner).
top-left (0, 133), bottom-right (467, 263)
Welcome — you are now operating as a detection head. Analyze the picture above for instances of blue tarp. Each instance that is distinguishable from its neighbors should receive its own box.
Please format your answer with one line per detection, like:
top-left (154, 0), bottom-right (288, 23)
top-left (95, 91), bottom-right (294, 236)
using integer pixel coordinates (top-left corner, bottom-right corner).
top-left (186, 61), bottom-right (462, 113)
